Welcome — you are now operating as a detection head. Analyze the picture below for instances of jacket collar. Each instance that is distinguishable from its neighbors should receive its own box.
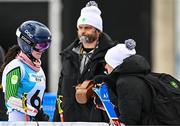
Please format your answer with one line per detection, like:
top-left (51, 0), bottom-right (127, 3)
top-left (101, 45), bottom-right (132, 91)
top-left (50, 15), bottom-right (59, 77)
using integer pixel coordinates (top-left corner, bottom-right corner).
top-left (61, 32), bottom-right (116, 60)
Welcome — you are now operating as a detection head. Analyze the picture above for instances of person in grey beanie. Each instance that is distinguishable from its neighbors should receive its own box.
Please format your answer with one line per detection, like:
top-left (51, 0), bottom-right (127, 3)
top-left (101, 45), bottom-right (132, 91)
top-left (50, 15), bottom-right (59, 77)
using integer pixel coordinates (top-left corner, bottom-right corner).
top-left (53, 1), bottom-right (116, 122)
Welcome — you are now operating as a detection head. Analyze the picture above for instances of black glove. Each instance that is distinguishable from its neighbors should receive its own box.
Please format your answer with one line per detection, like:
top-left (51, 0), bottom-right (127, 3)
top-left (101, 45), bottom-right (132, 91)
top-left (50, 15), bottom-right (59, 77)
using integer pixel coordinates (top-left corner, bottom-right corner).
top-left (34, 108), bottom-right (49, 121)
top-left (93, 75), bottom-right (108, 84)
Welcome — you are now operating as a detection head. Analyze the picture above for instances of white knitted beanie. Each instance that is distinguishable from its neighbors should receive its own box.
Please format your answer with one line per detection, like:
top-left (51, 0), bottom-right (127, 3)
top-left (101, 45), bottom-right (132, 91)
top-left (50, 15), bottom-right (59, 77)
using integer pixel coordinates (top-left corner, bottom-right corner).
top-left (77, 1), bottom-right (103, 32)
top-left (105, 39), bottom-right (136, 69)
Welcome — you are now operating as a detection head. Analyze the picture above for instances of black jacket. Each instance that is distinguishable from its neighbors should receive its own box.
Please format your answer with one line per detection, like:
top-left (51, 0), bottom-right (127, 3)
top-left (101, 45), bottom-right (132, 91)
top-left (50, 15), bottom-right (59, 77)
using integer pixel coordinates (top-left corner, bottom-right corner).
top-left (107, 55), bottom-right (152, 125)
top-left (53, 33), bottom-right (116, 122)
top-left (0, 91), bottom-right (8, 121)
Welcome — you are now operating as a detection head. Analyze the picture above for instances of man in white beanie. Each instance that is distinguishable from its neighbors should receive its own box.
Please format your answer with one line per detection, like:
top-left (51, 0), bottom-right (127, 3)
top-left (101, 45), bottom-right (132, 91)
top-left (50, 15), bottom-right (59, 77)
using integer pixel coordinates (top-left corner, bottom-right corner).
top-left (93, 39), bottom-right (152, 125)
top-left (53, 1), bottom-right (116, 122)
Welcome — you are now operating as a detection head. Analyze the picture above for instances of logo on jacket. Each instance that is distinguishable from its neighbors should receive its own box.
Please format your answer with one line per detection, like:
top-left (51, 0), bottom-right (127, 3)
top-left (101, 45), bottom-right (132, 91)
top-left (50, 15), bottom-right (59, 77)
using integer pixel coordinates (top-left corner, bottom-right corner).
top-left (11, 75), bottom-right (18, 84)
top-left (29, 73), bottom-right (44, 83)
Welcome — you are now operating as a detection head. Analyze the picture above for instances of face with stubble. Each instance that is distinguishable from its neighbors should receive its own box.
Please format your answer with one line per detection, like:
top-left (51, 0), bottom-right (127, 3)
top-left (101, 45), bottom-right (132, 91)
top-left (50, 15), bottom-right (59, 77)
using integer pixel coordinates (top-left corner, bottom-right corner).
top-left (77, 24), bottom-right (100, 44)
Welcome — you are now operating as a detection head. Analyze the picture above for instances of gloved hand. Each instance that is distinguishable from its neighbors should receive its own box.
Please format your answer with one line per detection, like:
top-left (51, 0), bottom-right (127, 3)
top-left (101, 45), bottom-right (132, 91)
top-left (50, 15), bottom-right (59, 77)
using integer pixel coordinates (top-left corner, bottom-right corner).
top-left (34, 108), bottom-right (49, 121)
top-left (93, 74), bottom-right (110, 105)
top-left (93, 75), bottom-right (108, 84)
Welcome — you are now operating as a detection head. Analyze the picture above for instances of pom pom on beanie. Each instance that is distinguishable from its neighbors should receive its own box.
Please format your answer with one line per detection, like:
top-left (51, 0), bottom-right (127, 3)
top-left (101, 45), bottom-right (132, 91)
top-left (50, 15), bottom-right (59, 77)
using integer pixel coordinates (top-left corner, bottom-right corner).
top-left (105, 39), bottom-right (136, 69)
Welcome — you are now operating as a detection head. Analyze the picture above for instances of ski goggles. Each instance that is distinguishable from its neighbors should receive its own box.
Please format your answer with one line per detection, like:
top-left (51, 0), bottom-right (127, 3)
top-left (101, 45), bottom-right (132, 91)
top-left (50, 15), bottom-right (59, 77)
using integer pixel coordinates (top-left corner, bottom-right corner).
top-left (33, 42), bottom-right (50, 52)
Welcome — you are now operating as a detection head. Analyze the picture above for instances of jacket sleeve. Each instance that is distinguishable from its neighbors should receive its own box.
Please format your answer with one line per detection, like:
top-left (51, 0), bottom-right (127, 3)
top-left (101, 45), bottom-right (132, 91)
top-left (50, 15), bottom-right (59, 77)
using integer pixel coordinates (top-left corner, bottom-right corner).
top-left (4, 67), bottom-right (21, 100)
top-left (116, 76), bottom-right (144, 125)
